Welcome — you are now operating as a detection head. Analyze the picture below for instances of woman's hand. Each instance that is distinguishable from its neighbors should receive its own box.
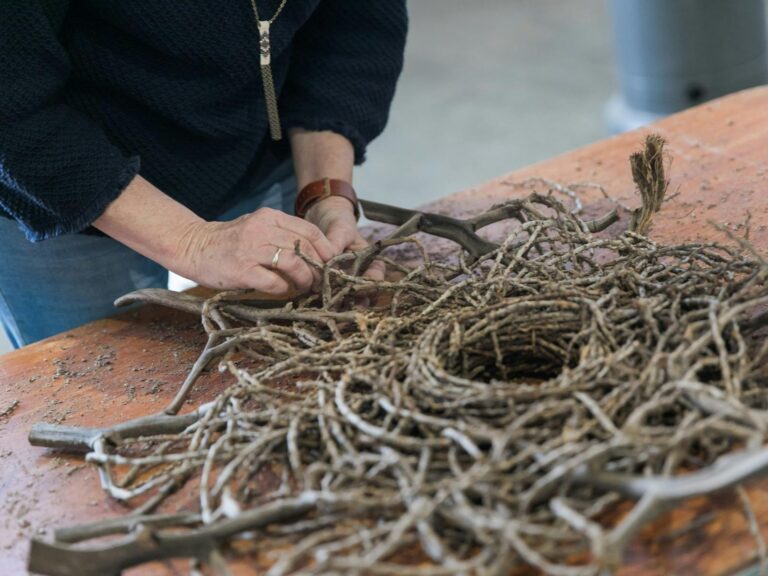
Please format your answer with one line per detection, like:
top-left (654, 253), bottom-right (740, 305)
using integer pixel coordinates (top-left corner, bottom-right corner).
top-left (304, 196), bottom-right (386, 281)
top-left (93, 175), bottom-right (337, 298)
top-left (95, 128), bottom-right (379, 297)
top-left (287, 128), bottom-right (382, 279)
top-left (178, 207), bottom-right (337, 295)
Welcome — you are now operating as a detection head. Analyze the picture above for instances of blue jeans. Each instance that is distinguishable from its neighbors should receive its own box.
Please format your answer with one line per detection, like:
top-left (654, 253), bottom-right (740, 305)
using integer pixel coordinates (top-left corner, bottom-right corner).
top-left (0, 163), bottom-right (296, 348)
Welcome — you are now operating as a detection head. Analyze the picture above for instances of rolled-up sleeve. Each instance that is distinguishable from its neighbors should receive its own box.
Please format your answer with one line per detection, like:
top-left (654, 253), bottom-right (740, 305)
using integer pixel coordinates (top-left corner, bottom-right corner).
top-left (0, 1), bottom-right (139, 242)
top-left (280, 0), bottom-right (408, 163)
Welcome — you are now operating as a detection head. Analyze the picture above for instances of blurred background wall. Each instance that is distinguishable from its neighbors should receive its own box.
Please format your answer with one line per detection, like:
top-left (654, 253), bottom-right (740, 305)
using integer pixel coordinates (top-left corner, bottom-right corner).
top-left (358, 0), bottom-right (768, 208)
top-left (357, 0), bottom-right (615, 208)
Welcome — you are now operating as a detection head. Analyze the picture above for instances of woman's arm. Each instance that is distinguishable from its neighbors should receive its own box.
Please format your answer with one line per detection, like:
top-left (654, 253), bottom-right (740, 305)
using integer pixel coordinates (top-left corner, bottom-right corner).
top-left (288, 128), bottom-right (385, 280)
top-left (280, 0), bottom-right (408, 164)
top-left (0, 2), bottom-right (140, 241)
top-left (93, 174), bottom-right (335, 294)
top-left (289, 128), bottom-right (357, 250)
top-left (278, 2), bottom-right (407, 279)
top-left (289, 128), bottom-right (354, 191)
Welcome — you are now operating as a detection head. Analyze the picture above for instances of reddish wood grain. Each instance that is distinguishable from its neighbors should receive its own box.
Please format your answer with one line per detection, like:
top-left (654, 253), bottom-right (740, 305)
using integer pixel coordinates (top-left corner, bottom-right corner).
top-left (2, 86), bottom-right (768, 575)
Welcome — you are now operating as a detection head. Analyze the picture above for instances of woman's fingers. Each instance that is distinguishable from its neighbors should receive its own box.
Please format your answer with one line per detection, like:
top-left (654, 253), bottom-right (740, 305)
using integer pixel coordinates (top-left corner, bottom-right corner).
top-left (265, 229), bottom-right (324, 264)
top-left (262, 245), bottom-right (316, 292)
top-left (348, 234), bottom-right (387, 282)
top-left (242, 266), bottom-right (293, 296)
top-left (362, 258), bottom-right (386, 282)
top-left (266, 209), bottom-right (337, 261)
top-left (240, 246), bottom-right (316, 295)
top-left (188, 207), bottom-right (384, 295)
top-left (326, 223), bottom-right (358, 255)
top-left (182, 213), bottom-right (335, 294)
top-left (263, 230), bottom-right (324, 287)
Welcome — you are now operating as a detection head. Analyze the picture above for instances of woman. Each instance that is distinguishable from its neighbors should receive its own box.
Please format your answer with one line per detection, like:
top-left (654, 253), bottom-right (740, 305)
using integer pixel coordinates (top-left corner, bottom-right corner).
top-left (0, 0), bottom-right (408, 347)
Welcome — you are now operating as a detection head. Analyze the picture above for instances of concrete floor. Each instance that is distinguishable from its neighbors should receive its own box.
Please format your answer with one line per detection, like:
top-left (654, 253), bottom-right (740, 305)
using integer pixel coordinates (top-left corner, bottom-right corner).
top-left (0, 0), bottom-right (615, 355)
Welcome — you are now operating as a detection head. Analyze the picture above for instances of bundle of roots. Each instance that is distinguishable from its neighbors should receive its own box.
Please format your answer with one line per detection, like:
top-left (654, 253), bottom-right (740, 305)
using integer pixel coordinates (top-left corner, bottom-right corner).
top-left (29, 137), bottom-right (768, 576)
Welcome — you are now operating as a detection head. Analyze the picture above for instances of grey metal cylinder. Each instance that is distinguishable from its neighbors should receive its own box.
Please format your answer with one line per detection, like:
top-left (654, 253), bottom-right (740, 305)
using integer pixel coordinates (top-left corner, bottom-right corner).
top-left (606, 0), bottom-right (768, 132)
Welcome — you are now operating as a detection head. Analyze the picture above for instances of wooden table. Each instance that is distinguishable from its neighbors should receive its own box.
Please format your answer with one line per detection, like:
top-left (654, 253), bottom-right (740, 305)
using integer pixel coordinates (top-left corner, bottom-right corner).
top-left (2, 87), bottom-right (768, 575)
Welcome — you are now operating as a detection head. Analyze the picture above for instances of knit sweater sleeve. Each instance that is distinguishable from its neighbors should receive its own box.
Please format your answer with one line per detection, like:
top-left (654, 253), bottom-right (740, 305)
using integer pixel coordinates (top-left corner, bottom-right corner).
top-left (280, 1), bottom-right (408, 164)
top-left (0, 2), bottom-right (139, 242)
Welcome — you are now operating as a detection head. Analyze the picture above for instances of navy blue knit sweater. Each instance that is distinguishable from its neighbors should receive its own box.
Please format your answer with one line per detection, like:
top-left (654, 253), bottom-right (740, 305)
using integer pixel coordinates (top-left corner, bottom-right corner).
top-left (0, 1), bottom-right (407, 241)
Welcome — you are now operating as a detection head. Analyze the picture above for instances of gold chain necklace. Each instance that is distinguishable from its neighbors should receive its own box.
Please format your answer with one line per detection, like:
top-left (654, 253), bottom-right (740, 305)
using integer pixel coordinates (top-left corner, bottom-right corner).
top-left (248, 0), bottom-right (288, 141)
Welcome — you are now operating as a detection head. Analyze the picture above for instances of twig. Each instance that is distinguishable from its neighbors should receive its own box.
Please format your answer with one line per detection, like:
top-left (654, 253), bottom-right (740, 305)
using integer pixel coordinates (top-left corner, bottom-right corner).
top-left (27, 134), bottom-right (768, 575)
top-left (29, 494), bottom-right (319, 576)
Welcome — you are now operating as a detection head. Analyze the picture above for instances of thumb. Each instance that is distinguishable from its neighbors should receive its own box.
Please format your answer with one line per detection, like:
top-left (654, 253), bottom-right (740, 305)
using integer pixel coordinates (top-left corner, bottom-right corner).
top-left (362, 259), bottom-right (386, 282)
top-left (348, 234), bottom-right (387, 281)
top-left (326, 228), bottom-right (347, 254)
top-left (326, 223), bottom-right (357, 254)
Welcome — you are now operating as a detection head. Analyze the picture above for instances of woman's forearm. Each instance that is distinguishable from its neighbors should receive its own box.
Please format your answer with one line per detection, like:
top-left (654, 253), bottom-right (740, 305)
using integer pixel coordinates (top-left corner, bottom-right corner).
top-left (288, 128), bottom-right (354, 191)
top-left (92, 174), bottom-right (205, 275)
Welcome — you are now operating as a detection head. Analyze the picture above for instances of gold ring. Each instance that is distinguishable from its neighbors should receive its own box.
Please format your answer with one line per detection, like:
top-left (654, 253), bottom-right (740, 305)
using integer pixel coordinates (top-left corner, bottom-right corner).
top-left (271, 247), bottom-right (283, 270)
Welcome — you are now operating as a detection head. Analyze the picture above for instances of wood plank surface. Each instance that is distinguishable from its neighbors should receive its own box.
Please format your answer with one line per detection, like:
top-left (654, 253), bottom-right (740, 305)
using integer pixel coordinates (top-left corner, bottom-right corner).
top-left (2, 86), bottom-right (768, 575)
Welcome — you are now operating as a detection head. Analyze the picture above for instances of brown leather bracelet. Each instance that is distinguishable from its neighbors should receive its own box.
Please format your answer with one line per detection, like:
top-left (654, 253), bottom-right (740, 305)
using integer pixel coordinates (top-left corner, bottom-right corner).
top-left (295, 178), bottom-right (360, 221)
